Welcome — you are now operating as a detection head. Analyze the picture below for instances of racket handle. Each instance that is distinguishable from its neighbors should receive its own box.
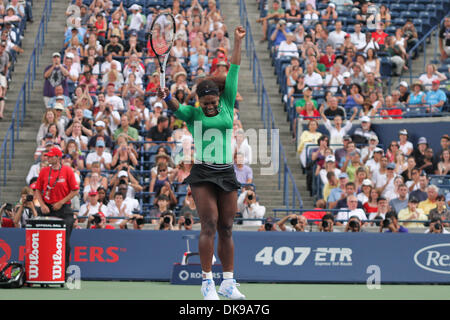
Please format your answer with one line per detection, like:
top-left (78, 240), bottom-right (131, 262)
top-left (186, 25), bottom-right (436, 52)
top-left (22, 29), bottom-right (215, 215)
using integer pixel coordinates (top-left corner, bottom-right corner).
top-left (160, 72), bottom-right (165, 90)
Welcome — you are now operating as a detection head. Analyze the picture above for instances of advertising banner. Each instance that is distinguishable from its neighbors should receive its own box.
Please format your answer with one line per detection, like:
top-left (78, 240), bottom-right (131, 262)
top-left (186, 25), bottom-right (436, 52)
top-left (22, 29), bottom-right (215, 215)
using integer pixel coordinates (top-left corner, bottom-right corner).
top-left (1, 229), bottom-right (450, 283)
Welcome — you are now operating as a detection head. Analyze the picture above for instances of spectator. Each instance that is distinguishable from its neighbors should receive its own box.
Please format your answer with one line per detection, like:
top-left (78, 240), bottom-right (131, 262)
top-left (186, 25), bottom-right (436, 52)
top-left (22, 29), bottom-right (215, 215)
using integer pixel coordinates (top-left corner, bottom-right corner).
top-left (323, 96), bottom-right (346, 119)
top-left (406, 81), bottom-right (426, 110)
top-left (437, 134), bottom-right (450, 160)
top-left (425, 217), bottom-right (449, 234)
top-left (43, 52), bottom-right (70, 107)
top-left (277, 214), bottom-right (308, 232)
top-left (0, 203), bottom-right (15, 228)
top-left (157, 210), bottom-right (177, 231)
top-left (428, 195), bottom-right (449, 227)
top-left (234, 152), bottom-right (253, 184)
top-left (380, 211), bottom-right (408, 233)
top-left (13, 187), bottom-right (38, 228)
top-left (357, 178), bottom-right (372, 204)
top-left (319, 214), bottom-right (336, 232)
top-left (439, 16), bottom-right (450, 61)
top-left (437, 149), bottom-right (450, 175)
top-left (335, 194), bottom-right (367, 226)
top-left (320, 110), bottom-right (357, 150)
top-left (420, 147), bottom-right (438, 176)
top-left (277, 33), bottom-right (299, 59)
top-left (177, 212), bottom-right (197, 231)
top-left (88, 212), bottom-right (115, 229)
top-left (397, 129), bottom-right (413, 157)
top-left (424, 80), bottom-right (447, 113)
top-left (345, 216), bottom-right (363, 232)
top-left (371, 22), bottom-right (388, 49)
top-left (398, 197), bottom-right (427, 228)
top-left (87, 120), bottom-right (114, 151)
top-left (328, 20), bottom-right (346, 50)
top-left (418, 185), bottom-right (440, 216)
top-left (368, 196), bottom-right (389, 227)
top-left (179, 186), bottom-right (198, 219)
top-left (145, 115), bottom-right (173, 150)
top-left (78, 190), bottom-right (107, 221)
top-left (269, 19), bottom-right (288, 49)
top-left (85, 139), bottom-right (112, 170)
top-left (418, 64), bottom-right (447, 90)
top-left (237, 187), bottom-right (265, 226)
top-left (389, 183), bottom-right (409, 215)
top-left (384, 36), bottom-right (406, 76)
top-left (323, 171), bottom-right (339, 202)
top-left (327, 172), bottom-right (349, 209)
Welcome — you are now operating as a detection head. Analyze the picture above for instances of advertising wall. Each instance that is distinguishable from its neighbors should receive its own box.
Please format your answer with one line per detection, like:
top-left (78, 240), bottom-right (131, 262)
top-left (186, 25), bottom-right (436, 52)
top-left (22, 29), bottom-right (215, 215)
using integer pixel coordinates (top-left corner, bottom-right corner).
top-left (1, 229), bottom-right (450, 283)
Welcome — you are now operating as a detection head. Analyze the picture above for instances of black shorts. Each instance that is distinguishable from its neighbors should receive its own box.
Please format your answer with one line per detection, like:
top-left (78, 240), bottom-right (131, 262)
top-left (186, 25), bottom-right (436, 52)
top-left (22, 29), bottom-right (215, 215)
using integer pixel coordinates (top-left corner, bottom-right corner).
top-left (184, 163), bottom-right (241, 192)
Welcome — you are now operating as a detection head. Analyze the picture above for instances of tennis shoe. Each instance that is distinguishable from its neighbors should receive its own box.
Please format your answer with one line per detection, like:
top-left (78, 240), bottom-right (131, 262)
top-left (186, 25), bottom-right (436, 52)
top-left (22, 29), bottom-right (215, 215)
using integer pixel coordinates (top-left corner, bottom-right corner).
top-left (218, 279), bottom-right (246, 300)
top-left (201, 279), bottom-right (220, 300)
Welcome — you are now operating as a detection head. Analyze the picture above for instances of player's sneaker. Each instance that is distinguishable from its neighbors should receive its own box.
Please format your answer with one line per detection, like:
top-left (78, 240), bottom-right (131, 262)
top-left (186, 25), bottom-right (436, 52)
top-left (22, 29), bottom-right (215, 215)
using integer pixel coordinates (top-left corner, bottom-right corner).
top-left (218, 279), bottom-right (246, 300)
top-left (201, 279), bottom-right (220, 300)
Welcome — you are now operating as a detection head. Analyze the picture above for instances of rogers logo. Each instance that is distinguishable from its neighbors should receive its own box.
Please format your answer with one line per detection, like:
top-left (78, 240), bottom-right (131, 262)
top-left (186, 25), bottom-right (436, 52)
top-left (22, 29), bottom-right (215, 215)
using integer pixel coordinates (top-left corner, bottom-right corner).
top-left (0, 238), bottom-right (11, 264)
top-left (52, 232), bottom-right (63, 280)
top-left (28, 232), bottom-right (40, 279)
top-left (414, 244), bottom-right (450, 274)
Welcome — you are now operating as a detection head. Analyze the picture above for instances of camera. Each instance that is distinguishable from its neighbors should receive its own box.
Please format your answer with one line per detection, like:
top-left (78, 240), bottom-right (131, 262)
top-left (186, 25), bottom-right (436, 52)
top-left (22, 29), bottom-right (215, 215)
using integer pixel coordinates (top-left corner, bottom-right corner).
top-left (382, 218), bottom-right (392, 228)
top-left (26, 195), bottom-right (34, 202)
top-left (247, 194), bottom-right (253, 201)
top-left (92, 214), bottom-right (102, 225)
top-left (264, 222), bottom-right (273, 231)
top-left (348, 220), bottom-right (360, 230)
top-left (4, 203), bottom-right (12, 212)
top-left (163, 216), bottom-right (171, 224)
top-left (290, 218), bottom-right (298, 226)
top-left (136, 217), bottom-right (145, 226)
top-left (322, 220), bottom-right (329, 228)
top-left (184, 217), bottom-right (192, 226)
top-left (434, 223), bottom-right (442, 231)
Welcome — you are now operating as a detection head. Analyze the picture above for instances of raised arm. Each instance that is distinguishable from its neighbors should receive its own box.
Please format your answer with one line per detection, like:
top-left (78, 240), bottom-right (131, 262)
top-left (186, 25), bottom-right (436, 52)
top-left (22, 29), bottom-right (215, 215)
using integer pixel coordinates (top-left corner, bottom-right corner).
top-left (230, 26), bottom-right (246, 66)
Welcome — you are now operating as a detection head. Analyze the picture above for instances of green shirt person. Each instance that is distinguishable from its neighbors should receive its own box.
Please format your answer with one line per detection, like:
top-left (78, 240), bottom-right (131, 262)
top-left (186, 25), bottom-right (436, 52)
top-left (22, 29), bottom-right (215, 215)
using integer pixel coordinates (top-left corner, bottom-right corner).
top-left (113, 114), bottom-right (140, 141)
top-left (157, 26), bottom-right (247, 301)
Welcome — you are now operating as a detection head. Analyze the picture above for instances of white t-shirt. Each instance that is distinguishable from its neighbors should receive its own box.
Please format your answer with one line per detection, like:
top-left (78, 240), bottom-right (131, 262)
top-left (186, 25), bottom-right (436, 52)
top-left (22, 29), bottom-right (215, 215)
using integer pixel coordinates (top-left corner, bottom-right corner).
top-left (78, 202), bottom-right (107, 217)
top-left (351, 32), bottom-right (366, 50)
top-left (324, 74), bottom-right (344, 93)
top-left (328, 30), bottom-right (346, 49)
top-left (336, 208), bottom-right (367, 225)
top-left (277, 41), bottom-right (299, 58)
top-left (105, 94), bottom-right (125, 112)
top-left (85, 151), bottom-right (112, 169)
top-left (398, 140), bottom-right (413, 156)
top-left (304, 72), bottom-right (323, 88)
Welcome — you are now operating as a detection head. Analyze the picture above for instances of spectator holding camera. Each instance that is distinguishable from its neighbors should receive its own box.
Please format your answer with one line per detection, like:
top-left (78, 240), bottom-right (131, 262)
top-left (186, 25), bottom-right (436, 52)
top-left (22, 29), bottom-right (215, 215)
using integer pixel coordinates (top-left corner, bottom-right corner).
top-left (157, 210), bottom-right (176, 231)
top-left (277, 214), bottom-right (308, 232)
top-left (319, 214), bottom-right (336, 232)
top-left (106, 192), bottom-right (133, 227)
top-left (237, 187), bottom-right (265, 226)
top-left (345, 216), bottom-right (362, 232)
top-left (257, 217), bottom-right (278, 232)
top-left (425, 217), bottom-right (449, 234)
top-left (88, 212), bottom-right (115, 229)
top-left (13, 187), bottom-right (38, 228)
top-left (177, 212), bottom-right (196, 231)
top-left (428, 195), bottom-right (449, 227)
top-left (179, 186), bottom-right (198, 218)
top-left (380, 211), bottom-right (408, 233)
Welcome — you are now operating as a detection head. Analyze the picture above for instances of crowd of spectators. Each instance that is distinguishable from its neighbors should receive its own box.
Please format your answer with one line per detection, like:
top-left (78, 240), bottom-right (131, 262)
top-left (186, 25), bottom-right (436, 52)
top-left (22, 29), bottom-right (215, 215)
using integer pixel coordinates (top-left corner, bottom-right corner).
top-left (259, 0), bottom-right (449, 123)
top-left (0, 0), bottom-right (33, 118)
top-left (0, 0), bottom-right (262, 230)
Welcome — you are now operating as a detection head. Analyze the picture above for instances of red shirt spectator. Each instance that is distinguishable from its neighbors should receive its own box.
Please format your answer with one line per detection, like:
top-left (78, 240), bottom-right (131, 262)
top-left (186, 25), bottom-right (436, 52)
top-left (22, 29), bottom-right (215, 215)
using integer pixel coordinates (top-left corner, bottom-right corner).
top-left (371, 27), bottom-right (388, 46)
top-left (302, 200), bottom-right (327, 224)
top-left (1, 217), bottom-right (14, 228)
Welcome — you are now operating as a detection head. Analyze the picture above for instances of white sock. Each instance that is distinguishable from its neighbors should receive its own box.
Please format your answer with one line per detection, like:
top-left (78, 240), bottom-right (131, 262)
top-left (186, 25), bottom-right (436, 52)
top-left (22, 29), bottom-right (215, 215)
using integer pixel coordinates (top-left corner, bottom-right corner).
top-left (223, 272), bottom-right (234, 280)
top-left (202, 271), bottom-right (213, 281)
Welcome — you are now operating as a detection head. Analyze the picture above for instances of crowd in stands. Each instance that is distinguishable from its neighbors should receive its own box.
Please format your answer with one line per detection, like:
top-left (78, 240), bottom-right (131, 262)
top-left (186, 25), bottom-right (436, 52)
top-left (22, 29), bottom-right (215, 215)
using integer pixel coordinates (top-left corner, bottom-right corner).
top-left (0, 0), bottom-right (33, 118)
top-left (257, 0), bottom-right (449, 124)
top-left (254, 0), bottom-right (450, 232)
top-left (0, 0), bottom-right (262, 230)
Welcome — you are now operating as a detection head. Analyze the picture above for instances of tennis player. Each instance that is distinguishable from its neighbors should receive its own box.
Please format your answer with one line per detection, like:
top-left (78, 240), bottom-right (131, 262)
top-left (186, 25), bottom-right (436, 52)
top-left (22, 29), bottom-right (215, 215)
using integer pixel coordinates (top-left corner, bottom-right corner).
top-left (158, 26), bottom-right (246, 300)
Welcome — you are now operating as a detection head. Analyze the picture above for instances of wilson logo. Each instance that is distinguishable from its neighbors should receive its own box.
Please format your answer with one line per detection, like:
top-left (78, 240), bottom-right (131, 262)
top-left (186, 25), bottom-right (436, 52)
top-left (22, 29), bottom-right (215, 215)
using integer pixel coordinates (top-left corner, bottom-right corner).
top-left (414, 244), bottom-right (450, 274)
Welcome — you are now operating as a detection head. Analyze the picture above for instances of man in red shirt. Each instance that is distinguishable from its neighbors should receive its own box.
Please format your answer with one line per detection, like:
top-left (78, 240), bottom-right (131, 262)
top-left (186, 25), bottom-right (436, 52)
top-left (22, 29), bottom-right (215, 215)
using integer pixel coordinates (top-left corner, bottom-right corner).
top-left (34, 147), bottom-right (79, 275)
top-left (0, 203), bottom-right (15, 228)
top-left (302, 199), bottom-right (327, 225)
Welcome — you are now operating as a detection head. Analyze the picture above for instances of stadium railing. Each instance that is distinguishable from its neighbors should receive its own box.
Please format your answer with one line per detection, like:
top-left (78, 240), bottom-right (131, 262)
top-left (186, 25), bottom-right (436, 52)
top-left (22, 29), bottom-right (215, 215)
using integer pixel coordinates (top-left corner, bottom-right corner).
top-left (239, 0), bottom-right (303, 209)
top-left (0, 0), bottom-right (53, 197)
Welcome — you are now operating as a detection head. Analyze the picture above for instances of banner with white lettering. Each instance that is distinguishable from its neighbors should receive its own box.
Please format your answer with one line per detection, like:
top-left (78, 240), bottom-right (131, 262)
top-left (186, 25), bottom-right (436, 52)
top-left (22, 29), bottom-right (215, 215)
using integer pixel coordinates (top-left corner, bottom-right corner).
top-left (1, 229), bottom-right (450, 283)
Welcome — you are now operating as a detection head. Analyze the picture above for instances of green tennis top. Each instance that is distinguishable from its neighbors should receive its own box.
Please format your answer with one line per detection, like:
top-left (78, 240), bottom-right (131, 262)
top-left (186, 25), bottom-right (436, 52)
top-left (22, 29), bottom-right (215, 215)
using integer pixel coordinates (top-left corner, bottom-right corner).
top-left (174, 64), bottom-right (239, 164)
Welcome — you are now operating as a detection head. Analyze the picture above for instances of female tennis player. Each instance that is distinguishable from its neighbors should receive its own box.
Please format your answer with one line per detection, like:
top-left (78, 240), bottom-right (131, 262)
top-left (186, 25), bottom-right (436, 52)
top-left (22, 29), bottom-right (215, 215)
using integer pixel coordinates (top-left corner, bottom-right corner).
top-left (158, 26), bottom-right (246, 300)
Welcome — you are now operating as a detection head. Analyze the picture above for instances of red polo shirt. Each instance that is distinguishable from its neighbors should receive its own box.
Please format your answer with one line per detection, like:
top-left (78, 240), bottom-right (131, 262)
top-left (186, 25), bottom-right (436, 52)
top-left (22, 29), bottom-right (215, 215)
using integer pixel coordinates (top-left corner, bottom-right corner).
top-left (36, 165), bottom-right (79, 205)
top-left (371, 31), bottom-right (388, 45)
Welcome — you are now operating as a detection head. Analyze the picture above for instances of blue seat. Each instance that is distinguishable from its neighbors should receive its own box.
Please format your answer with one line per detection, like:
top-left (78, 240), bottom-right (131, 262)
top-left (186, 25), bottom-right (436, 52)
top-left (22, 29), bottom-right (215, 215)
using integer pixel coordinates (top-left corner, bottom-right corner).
top-left (407, 3), bottom-right (423, 12)
top-left (392, 17), bottom-right (406, 27)
top-left (400, 11), bottom-right (416, 20)
top-left (380, 58), bottom-right (392, 77)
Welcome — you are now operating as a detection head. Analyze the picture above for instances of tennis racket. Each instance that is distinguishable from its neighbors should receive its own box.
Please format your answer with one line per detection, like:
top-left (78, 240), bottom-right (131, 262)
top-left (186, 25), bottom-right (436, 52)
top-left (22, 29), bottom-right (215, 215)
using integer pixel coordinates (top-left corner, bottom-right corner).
top-left (149, 12), bottom-right (176, 90)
